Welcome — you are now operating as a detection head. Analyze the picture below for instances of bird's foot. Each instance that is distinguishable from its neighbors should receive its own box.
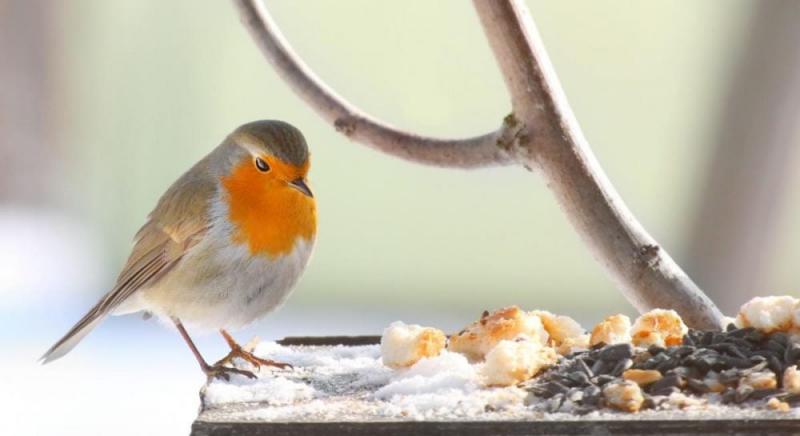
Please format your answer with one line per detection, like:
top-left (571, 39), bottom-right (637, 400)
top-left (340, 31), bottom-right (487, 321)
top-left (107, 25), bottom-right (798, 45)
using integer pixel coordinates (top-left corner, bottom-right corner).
top-left (214, 346), bottom-right (293, 371)
top-left (202, 363), bottom-right (257, 381)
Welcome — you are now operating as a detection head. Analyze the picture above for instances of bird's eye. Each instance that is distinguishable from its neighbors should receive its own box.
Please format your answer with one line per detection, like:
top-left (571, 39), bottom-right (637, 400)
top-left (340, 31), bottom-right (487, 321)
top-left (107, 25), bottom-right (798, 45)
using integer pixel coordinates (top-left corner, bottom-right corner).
top-left (255, 157), bottom-right (270, 172)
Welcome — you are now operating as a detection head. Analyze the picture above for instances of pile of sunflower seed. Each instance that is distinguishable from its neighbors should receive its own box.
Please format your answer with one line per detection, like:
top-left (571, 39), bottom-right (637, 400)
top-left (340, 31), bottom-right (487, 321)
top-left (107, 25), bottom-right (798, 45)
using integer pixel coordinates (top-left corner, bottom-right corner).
top-left (523, 325), bottom-right (800, 414)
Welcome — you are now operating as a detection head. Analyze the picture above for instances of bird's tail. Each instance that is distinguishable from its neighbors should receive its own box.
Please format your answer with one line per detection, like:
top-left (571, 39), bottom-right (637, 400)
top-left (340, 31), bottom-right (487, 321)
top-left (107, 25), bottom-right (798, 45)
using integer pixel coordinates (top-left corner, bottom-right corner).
top-left (40, 299), bottom-right (110, 364)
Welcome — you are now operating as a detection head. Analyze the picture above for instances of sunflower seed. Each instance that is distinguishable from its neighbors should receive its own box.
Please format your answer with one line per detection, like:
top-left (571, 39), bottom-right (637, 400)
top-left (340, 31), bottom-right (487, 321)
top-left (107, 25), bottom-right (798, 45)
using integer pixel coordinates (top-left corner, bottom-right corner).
top-left (565, 371), bottom-right (591, 386)
top-left (591, 359), bottom-right (609, 376)
top-left (686, 377), bottom-right (710, 394)
top-left (599, 343), bottom-right (634, 361)
top-left (671, 345), bottom-right (695, 359)
top-left (771, 332), bottom-right (789, 347)
top-left (721, 387), bottom-right (737, 404)
top-left (785, 343), bottom-right (800, 364)
top-left (592, 374), bottom-right (616, 386)
top-left (735, 385), bottom-right (754, 403)
top-left (569, 358), bottom-right (594, 378)
top-left (750, 388), bottom-right (781, 401)
top-left (766, 339), bottom-right (786, 355)
top-left (708, 343), bottom-right (747, 360)
top-left (610, 359), bottom-right (633, 377)
top-left (648, 373), bottom-right (683, 393)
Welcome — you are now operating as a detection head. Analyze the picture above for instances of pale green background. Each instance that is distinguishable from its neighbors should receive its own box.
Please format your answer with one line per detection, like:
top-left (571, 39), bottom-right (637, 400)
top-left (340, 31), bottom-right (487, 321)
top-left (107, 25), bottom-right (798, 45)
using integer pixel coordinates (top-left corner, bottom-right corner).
top-left (54, 0), bottom-right (798, 320)
top-left (4, 2), bottom-right (800, 435)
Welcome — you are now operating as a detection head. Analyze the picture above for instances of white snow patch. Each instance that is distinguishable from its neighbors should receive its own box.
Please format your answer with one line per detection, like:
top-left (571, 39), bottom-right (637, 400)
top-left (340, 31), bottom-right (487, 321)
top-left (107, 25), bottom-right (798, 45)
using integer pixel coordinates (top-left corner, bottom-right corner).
top-left (204, 376), bottom-right (315, 406)
top-left (376, 351), bottom-right (478, 398)
top-left (374, 351), bottom-right (493, 417)
top-left (200, 342), bottom-right (528, 421)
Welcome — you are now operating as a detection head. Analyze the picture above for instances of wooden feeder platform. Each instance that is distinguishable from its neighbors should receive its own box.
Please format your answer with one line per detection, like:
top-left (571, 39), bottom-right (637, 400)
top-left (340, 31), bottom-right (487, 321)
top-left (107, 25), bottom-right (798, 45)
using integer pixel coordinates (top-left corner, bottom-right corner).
top-left (192, 336), bottom-right (800, 436)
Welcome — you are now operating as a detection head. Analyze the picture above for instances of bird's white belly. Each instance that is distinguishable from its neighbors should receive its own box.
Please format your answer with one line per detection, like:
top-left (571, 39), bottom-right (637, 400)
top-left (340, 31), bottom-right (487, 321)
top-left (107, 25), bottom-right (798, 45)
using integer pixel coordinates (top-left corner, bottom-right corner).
top-left (119, 229), bottom-right (314, 330)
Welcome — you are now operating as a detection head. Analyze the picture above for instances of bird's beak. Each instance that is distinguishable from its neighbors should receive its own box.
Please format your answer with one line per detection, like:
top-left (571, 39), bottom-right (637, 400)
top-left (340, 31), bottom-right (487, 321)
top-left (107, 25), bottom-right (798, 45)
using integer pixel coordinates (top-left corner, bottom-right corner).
top-left (289, 178), bottom-right (313, 198)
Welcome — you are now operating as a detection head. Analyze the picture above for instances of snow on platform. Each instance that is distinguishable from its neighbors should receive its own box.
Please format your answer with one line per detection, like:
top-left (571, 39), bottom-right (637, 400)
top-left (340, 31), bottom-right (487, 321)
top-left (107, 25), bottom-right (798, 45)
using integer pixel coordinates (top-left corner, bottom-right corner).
top-left (196, 340), bottom-right (799, 425)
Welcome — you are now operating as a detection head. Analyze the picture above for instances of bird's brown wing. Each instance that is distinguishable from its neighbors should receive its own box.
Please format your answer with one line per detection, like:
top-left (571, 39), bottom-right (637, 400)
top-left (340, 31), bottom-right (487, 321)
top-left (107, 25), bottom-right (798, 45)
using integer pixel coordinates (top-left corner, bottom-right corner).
top-left (41, 160), bottom-right (217, 363)
top-left (96, 218), bottom-right (209, 317)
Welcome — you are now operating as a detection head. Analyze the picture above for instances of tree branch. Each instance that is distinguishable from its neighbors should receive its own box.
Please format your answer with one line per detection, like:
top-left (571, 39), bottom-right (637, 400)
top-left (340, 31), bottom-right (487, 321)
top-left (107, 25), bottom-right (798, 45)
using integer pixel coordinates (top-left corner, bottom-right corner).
top-left (232, 0), bottom-right (514, 168)
top-left (472, 0), bottom-right (723, 329)
top-left (233, 0), bottom-right (725, 329)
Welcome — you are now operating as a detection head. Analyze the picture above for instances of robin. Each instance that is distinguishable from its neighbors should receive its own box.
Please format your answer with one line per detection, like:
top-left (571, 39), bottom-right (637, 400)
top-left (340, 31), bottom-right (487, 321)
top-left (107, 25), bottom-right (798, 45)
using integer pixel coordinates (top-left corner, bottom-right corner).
top-left (41, 120), bottom-right (317, 380)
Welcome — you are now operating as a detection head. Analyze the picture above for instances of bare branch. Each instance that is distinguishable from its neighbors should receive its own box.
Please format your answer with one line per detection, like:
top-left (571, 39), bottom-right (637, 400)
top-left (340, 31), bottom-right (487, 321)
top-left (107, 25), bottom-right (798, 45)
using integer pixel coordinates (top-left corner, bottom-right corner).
top-left (233, 0), bottom-right (724, 328)
top-left (232, 0), bottom-right (514, 168)
top-left (472, 0), bottom-right (723, 329)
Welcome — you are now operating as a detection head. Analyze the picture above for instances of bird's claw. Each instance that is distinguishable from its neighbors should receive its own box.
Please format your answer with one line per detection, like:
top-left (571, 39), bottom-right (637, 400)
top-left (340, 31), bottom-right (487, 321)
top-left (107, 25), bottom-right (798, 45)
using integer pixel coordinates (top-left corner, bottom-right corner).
top-left (214, 347), bottom-right (293, 371)
top-left (203, 364), bottom-right (257, 381)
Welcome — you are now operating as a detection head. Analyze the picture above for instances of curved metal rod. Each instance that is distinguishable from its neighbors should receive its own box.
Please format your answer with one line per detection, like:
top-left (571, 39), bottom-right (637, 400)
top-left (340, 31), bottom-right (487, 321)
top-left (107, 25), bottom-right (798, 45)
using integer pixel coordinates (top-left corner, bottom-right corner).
top-left (233, 0), bottom-right (515, 168)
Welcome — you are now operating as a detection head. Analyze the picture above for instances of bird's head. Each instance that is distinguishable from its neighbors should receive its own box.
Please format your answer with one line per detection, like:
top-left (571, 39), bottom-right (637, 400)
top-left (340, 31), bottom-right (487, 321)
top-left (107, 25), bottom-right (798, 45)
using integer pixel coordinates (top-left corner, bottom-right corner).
top-left (218, 120), bottom-right (316, 257)
top-left (226, 120), bottom-right (313, 198)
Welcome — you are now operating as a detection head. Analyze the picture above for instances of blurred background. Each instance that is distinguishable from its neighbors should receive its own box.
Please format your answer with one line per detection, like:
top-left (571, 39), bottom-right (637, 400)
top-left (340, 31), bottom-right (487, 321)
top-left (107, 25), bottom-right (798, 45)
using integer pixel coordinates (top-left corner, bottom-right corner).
top-left (2, 0), bottom-right (800, 434)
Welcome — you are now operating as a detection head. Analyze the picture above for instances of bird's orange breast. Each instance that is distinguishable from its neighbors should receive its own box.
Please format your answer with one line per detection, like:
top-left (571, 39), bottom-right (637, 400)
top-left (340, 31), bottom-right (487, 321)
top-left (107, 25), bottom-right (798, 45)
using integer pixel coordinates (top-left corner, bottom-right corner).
top-left (221, 159), bottom-right (316, 258)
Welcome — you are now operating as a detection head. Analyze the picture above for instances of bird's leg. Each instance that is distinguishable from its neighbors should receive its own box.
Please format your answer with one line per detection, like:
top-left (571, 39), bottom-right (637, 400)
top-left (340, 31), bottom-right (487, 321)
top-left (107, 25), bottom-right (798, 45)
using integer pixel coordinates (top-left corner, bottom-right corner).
top-left (172, 319), bottom-right (256, 381)
top-left (214, 329), bottom-right (293, 370)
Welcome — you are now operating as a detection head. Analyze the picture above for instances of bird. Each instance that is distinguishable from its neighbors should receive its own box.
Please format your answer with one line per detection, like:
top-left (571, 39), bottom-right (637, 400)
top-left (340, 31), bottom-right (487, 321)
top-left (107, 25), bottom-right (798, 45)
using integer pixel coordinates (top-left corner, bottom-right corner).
top-left (41, 120), bottom-right (317, 380)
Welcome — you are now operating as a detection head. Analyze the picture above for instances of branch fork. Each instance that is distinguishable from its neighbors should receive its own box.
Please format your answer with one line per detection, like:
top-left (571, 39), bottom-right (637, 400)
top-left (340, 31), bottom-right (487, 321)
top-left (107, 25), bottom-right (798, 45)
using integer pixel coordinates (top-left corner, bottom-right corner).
top-left (232, 0), bottom-right (724, 329)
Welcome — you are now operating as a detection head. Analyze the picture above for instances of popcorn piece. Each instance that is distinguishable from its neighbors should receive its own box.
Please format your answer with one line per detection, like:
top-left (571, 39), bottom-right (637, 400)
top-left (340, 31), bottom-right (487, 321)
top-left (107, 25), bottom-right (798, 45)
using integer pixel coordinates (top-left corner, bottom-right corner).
top-left (622, 369), bottom-right (662, 386)
top-left (603, 380), bottom-right (644, 412)
top-left (590, 314), bottom-right (632, 346)
top-left (737, 296), bottom-right (798, 333)
top-left (783, 365), bottom-right (800, 394)
top-left (448, 306), bottom-right (549, 361)
top-left (532, 311), bottom-right (582, 342)
top-left (482, 339), bottom-right (558, 387)
top-left (666, 392), bottom-right (705, 409)
top-left (740, 371), bottom-right (777, 390)
top-left (556, 334), bottom-right (591, 356)
top-left (532, 311), bottom-right (589, 355)
top-left (767, 397), bottom-right (791, 413)
top-left (380, 321), bottom-right (446, 369)
top-left (631, 309), bottom-right (688, 347)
